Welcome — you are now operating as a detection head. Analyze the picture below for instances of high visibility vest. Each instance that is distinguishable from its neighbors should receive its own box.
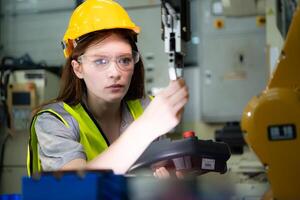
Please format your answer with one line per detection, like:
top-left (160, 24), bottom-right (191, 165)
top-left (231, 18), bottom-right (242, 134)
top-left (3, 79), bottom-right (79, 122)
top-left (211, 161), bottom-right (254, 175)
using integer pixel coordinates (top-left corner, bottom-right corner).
top-left (27, 99), bottom-right (149, 176)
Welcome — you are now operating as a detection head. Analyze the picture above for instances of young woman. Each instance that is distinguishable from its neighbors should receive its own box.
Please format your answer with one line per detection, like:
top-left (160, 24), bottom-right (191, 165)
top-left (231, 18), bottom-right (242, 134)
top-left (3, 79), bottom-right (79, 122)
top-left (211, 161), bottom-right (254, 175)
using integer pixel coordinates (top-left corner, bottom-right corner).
top-left (27, 0), bottom-right (188, 177)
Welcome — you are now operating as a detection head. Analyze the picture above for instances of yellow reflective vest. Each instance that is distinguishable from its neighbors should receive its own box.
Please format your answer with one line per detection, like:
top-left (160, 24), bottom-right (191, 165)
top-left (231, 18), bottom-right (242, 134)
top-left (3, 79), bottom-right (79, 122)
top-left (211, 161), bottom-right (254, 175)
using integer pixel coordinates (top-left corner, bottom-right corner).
top-left (27, 99), bottom-right (148, 176)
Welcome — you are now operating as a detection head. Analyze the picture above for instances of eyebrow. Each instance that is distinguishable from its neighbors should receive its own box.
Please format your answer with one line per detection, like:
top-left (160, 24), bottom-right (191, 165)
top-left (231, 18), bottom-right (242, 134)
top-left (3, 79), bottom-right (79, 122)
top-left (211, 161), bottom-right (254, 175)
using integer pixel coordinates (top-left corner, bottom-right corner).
top-left (87, 52), bottom-right (132, 57)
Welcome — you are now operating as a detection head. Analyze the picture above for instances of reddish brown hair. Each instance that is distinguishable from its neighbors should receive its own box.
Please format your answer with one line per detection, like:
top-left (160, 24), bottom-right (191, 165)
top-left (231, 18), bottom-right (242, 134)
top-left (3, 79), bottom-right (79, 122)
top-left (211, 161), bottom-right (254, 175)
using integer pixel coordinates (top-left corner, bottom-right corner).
top-left (33, 29), bottom-right (145, 114)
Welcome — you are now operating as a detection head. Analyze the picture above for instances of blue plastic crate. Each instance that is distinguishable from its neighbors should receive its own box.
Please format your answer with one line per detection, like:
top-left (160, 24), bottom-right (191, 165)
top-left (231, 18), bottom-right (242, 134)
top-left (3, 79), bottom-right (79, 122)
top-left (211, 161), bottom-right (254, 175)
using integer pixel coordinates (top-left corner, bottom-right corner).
top-left (22, 171), bottom-right (127, 200)
top-left (0, 194), bottom-right (22, 200)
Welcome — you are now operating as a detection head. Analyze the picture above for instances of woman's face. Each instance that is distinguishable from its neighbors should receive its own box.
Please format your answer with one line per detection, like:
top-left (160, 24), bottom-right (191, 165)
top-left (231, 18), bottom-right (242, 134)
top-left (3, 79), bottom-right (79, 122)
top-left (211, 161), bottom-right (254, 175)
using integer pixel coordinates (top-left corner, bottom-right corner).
top-left (72, 34), bottom-right (134, 103)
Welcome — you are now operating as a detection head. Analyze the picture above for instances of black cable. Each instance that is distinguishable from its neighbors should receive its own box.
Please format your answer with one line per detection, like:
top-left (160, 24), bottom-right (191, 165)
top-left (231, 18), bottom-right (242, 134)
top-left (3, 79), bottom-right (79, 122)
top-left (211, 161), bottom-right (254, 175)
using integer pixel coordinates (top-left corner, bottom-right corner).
top-left (0, 63), bottom-right (10, 129)
top-left (0, 69), bottom-right (12, 129)
top-left (0, 61), bottom-right (12, 180)
top-left (0, 131), bottom-right (10, 181)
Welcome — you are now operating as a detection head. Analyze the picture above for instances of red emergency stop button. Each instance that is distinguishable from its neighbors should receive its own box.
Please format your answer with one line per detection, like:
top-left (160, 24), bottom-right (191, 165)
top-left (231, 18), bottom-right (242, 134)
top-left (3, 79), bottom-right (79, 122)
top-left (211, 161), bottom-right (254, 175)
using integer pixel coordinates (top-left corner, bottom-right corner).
top-left (183, 131), bottom-right (195, 138)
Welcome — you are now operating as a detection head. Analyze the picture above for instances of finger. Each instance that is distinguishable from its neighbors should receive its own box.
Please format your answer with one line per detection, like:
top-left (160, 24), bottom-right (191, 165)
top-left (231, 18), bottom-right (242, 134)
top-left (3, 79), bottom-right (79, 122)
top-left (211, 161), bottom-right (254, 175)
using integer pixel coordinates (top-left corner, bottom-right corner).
top-left (176, 107), bottom-right (184, 118)
top-left (173, 95), bottom-right (189, 114)
top-left (176, 171), bottom-right (184, 179)
top-left (154, 168), bottom-right (163, 178)
top-left (155, 167), bottom-right (170, 179)
top-left (156, 168), bottom-right (165, 178)
top-left (159, 167), bottom-right (170, 178)
top-left (161, 79), bottom-right (185, 98)
top-left (168, 85), bottom-right (188, 107)
top-left (174, 78), bottom-right (185, 86)
top-left (153, 171), bottom-right (158, 178)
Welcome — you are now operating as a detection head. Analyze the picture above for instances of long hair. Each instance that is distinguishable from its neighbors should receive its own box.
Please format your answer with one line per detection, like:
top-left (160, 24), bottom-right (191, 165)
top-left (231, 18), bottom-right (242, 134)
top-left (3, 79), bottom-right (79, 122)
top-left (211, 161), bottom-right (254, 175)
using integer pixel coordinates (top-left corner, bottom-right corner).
top-left (33, 29), bottom-right (145, 114)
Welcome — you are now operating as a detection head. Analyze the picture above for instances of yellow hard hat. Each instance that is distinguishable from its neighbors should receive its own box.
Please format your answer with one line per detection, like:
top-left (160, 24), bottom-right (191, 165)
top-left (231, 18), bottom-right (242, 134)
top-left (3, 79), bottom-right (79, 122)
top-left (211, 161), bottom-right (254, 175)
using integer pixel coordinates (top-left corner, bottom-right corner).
top-left (62, 0), bottom-right (140, 58)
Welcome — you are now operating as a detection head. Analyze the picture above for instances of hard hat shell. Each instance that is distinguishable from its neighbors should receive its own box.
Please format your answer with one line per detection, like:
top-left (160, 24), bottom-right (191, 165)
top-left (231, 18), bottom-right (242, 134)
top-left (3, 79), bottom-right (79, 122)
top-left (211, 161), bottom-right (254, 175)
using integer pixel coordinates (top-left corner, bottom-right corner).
top-left (62, 0), bottom-right (140, 58)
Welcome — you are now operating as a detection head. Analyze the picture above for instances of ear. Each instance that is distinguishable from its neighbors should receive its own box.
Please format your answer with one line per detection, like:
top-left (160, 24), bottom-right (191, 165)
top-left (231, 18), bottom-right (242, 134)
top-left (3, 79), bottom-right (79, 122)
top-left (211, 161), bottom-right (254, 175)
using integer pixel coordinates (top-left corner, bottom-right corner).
top-left (71, 60), bottom-right (84, 79)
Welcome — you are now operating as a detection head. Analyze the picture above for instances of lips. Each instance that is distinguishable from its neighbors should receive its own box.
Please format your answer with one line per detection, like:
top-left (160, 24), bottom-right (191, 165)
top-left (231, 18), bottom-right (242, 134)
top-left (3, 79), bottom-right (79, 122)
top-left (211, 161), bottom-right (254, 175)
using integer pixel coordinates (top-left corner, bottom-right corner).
top-left (106, 84), bottom-right (124, 89)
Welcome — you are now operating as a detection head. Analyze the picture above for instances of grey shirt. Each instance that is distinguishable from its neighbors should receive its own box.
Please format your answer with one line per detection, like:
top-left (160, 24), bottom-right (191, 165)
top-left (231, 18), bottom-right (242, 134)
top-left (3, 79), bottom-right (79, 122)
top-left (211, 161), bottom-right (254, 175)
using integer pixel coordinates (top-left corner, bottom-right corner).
top-left (35, 97), bottom-right (151, 171)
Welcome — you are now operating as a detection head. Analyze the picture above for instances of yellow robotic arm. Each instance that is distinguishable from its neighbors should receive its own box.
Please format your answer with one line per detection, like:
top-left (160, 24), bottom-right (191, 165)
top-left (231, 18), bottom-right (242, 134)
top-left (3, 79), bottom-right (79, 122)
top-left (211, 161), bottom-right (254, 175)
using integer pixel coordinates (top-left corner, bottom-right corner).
top-left (241, 6), bottom-right (300, 200)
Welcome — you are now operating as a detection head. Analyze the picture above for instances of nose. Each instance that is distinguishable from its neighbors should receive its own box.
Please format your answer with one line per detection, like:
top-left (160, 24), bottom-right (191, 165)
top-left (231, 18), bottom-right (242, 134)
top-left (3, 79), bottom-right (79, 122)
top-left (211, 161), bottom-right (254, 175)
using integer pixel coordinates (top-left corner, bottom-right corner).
top-left (107, 60), bottom-right (122, 79)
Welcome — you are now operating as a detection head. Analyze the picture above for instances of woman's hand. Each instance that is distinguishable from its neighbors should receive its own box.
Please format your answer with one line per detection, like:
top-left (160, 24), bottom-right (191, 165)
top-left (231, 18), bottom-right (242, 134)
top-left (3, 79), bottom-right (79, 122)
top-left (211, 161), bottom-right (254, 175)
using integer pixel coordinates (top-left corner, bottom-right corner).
top-left (139, 79), bottom-right (189, 140)
top-left (153, 167), bottom-right (184, 179)
top-left (86, 79), bottom-right (188, 174)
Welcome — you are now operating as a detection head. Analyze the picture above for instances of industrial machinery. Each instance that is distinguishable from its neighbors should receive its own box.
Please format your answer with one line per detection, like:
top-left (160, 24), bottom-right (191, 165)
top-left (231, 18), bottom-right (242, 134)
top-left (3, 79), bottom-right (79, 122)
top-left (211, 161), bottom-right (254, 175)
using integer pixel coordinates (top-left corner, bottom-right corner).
top-left (129, 0), bottom-right (231, 176)
top-left (161, 0), bottom-right (190, 80)
top-left (0, 58), bottom-right (60, 134)
top-left (241, 4), bottom-right (300, 200)
top-left (130, 131), bottom-right (230, 175)
top-left (0, 57), bottom-right (61, 195)
top-left (7, 82), bottom-right (37, 132)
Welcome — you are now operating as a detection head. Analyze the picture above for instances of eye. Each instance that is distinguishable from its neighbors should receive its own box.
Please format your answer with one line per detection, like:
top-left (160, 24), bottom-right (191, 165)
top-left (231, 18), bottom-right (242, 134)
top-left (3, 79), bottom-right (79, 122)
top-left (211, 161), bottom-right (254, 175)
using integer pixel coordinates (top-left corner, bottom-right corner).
top-left (118, 56), bottom-right (133, 66)
top-left (94, 58), bottom-right (109, 65)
